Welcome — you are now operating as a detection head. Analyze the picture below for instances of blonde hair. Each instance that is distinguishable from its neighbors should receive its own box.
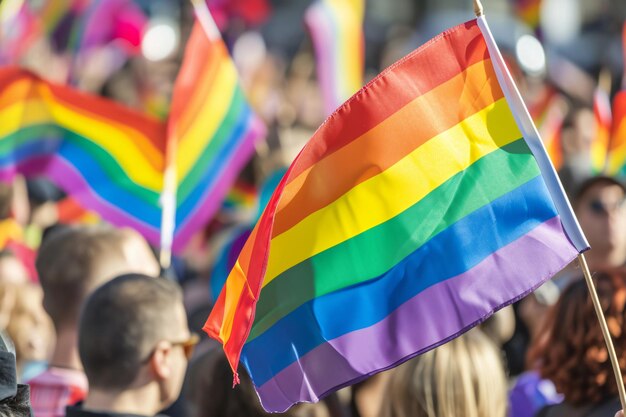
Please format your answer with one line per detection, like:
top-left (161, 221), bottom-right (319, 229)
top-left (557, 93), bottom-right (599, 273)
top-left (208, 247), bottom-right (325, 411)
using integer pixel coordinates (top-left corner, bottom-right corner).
top-left (380, 329), bottom-right (507, 417)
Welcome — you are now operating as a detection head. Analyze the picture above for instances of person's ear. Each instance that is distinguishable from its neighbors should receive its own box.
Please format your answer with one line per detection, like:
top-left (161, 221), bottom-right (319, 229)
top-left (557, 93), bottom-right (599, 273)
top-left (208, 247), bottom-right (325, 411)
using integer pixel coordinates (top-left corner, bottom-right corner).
top-left (150, 341), bottom-right (173, 380)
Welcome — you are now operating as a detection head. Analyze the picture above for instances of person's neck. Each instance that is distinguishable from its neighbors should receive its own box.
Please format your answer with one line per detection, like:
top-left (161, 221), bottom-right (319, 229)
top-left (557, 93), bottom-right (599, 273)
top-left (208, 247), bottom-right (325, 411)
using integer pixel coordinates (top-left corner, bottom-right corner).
top-left (586, 248), bottom-right (626, 272)
top-left (83, 385), bottom-right (160, 417)
top-left (49, 327), bottom-right (83, 371)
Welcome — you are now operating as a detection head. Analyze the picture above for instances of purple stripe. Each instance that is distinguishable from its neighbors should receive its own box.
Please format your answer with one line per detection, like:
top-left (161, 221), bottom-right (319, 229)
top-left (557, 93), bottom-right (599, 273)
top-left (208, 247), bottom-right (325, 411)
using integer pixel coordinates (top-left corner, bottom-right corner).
top-left (0, 156), bottom-right (160, 243)
top-left (172, 117), bottom-right (264, 251)
top-left (254, 216), bottom-right (578, 412)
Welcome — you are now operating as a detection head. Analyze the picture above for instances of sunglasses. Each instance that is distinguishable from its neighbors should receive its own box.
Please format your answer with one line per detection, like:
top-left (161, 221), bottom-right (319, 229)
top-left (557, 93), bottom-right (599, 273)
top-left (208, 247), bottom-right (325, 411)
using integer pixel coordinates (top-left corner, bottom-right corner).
top-left (588, 199), bottom-right (626, 216)
top-left (170, 333), bottom-right (200, 360)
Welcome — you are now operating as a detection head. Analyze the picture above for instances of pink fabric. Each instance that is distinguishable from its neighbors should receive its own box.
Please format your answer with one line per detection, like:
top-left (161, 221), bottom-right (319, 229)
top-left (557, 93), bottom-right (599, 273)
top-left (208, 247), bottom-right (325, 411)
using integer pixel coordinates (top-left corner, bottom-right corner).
top-left (28, 367), bottom-right (88, 417)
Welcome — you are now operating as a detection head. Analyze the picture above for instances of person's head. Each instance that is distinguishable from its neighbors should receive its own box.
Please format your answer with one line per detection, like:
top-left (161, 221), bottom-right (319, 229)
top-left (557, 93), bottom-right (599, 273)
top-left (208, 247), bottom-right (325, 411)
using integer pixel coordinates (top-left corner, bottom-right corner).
top-left (185, 348), bottom-right (325, 417)
top-left (561, 105), bottom-right (595, 159)
top-left (379, 328), bottom-right (507, 417)
top-left (530, 269), bottom-right (626, 406)
top-left (36, 225), bottom-right (159, 333)
top-left (79, 274), bottom-right (193, 413)
top-left (574, 176), bottom-right (626, 267)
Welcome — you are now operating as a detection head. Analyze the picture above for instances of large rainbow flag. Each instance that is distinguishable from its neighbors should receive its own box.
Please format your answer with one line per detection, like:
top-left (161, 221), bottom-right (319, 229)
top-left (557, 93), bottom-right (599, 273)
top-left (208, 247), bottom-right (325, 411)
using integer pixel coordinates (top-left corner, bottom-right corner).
top-left (304, 0), bottom-right (365, 115)
top-left (204, 16), bottom-right (589, 412)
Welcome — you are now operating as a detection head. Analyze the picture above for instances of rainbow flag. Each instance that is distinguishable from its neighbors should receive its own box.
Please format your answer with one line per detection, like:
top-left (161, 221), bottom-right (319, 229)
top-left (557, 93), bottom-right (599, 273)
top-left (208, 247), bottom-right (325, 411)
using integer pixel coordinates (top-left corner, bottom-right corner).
top-left (512, 0), bottom-right (541, 29)
top-left (0, 67), bottom-right (167, 244)
top-left (165, 15), bottom-right (266, 252)
top-left (305, 0), bottom-right (365, 115)
top-left (529, 91), bottom-right (566, 170)
top-left (608, 91), bottom-right (626, 176)
top-left (591, 86), bottom-right (611, 173)
top-left (204, 16), bottom-right (588, 412)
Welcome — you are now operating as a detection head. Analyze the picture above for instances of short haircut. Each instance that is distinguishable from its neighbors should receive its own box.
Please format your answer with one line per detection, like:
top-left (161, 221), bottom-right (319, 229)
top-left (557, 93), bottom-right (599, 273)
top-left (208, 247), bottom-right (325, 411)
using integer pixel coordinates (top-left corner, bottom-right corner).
top-left (79, 274), bottom-right (183, 389)
top-left (36, 225), bottom-right (132, 329)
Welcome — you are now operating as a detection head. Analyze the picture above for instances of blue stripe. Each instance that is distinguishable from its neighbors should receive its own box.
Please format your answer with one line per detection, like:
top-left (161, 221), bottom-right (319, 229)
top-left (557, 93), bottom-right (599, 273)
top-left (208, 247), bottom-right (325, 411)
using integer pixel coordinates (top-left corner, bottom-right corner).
top-left (175, 105), bottom-right (254, 225)
top-left (241, 175), bottom-right (557, 386)
top-left (0, 126), bottom-right (162, 227)
top-left (58, 142), bottom-right (162, 227)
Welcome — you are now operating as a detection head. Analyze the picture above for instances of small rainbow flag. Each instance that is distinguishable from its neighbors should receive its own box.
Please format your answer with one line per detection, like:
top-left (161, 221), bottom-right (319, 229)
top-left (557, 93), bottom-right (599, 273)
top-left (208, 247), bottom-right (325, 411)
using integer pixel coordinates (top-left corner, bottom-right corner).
top-left (512, 0), bottom-right (542, 30)
top-left (529, 91), bottom-right (566, 170)
top-left (305, 0), bottom-right (365, 115)
top-left (0, 67), bottom-right (166, 243)
top-left (591, 86), bottom-right (612, 173)
top-left (608, 91), bottom-right (626, 176)
top-left (204, 16), bottom-right (588, 412)
top-left (165, 12), bottom-right (266, 252)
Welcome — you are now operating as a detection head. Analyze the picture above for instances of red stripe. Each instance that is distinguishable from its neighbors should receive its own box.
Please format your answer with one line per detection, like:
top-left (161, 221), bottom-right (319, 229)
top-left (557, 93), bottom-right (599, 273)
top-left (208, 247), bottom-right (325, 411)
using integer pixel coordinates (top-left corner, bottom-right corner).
top-left (0, 67), bottom-right (166, 152)
top-left (287, 19), bottom-right (487, 181)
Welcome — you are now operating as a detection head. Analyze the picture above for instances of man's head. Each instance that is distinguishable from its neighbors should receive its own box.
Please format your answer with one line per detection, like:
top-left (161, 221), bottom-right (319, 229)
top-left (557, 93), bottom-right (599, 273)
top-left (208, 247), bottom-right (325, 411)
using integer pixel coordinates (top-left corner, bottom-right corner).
top-left (574, 176), bottom-right (626, 266)
top-left (36, 225), bottom-right (159, 332)
top-left (79, 274), bottom-right (192, 412)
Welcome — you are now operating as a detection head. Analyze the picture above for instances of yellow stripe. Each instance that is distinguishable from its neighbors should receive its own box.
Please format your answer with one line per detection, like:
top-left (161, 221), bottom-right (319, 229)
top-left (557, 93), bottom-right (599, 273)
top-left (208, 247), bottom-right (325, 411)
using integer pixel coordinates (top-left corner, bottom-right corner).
top-left (219, 260), bottom-right (247, 342)
top-left (0, 97), bottom-right (163, 192)
top-left (263, 98), bottom-right (522, 286)
top-left (609, 121), bottom-right (626, 174)
top-left (176, 59), bottom-right (238, 181)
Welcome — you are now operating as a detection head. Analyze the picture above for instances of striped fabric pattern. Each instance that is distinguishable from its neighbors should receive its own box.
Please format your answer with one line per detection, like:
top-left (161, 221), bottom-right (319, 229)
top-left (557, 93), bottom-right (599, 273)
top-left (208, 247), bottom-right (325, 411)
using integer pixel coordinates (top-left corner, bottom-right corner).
top-left (304, 0), bottom-right (365, 115)
top-left (608, 91), bottom-right (626, 176)
top-left (0, 67), bottom-right (166, 243)
top-left (166, 20), bottom-right (266, 251)
top-left (204, 17), bottom-right (588, 412)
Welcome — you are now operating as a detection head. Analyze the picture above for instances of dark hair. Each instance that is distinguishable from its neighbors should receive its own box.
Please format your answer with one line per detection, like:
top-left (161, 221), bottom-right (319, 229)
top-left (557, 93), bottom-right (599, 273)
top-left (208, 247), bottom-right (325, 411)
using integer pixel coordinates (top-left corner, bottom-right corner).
top-left (574, 176), bottom-right (626, 210)
top-left (36, 225), bottom-right (129, 329)
top-left (0, 182), bottom-right (13, 220)
top-left (186, 348), bottom-right (283, 417)
top-left (529, 269), bottom-right (626, 406)
top-left (78, 274), bottom-right (183, 389)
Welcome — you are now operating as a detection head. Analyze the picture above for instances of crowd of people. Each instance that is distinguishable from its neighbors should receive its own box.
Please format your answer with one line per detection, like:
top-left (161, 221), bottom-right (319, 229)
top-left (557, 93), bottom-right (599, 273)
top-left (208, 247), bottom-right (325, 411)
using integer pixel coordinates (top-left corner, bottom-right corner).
top-left (2, 0), bottom-right (626, 417)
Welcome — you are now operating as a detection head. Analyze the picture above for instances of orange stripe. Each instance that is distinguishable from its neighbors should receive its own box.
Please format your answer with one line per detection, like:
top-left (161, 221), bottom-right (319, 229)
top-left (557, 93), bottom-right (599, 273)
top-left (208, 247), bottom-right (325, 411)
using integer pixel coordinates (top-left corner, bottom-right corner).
top-left (286, 19), bottom-right (488, 181)
top-left (273, 58), bottom-right (503, 237)
top-left (170, 24), bottom-right (224, 141)
top-left (0, 67), bottom-right (167, 164)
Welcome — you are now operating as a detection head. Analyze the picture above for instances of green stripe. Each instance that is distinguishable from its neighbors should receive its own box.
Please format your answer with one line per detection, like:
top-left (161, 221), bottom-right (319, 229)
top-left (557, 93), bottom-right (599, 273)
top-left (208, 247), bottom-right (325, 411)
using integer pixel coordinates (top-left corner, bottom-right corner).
top-left (177, 87), bottom-right (245, 202)
top-left (1, 125), bottom-right (161, 203)
top-left (248, 139), bottom-right (539, 341)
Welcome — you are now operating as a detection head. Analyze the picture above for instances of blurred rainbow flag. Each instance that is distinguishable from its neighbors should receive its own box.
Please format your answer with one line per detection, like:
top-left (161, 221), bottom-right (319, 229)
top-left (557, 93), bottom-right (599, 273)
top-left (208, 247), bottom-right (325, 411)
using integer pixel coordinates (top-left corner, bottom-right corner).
top-left (305, 0), bottom-right (365, 115)
top-left (608, 91), bottom-right (626, 176)
top-left (512, 0), bottom-right (541, 30)
top-left (0, 8), bottom-right (266, 252)
top-left (163, 7), bottom-right (266, 252)
top-left (0, 67), bottom-right (166, 243)
top-left (529, 90), bottom-right (566, 170)
top-left (205, 16), bottom-right (588, 412)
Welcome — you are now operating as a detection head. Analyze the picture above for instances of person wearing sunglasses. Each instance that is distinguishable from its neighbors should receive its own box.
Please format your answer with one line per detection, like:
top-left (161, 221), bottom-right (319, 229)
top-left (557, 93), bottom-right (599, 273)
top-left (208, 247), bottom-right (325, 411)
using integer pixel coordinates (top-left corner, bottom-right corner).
top-left (573, 176), bottom-right (626, 273)
top-left (65, 274), bottom-right (196, 417)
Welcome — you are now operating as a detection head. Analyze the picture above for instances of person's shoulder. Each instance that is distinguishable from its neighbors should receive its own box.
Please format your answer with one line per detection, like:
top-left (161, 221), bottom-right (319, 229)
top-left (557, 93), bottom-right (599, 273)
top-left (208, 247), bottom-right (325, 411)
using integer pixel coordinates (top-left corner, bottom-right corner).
top-left (29, 367), bottom-right (87, 389)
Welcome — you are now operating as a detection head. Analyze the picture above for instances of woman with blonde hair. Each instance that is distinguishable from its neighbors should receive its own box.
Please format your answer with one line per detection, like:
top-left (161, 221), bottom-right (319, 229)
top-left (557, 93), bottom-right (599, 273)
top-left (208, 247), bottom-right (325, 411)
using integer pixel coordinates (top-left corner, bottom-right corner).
top-left (379, 327), bottom-right (507, 417)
